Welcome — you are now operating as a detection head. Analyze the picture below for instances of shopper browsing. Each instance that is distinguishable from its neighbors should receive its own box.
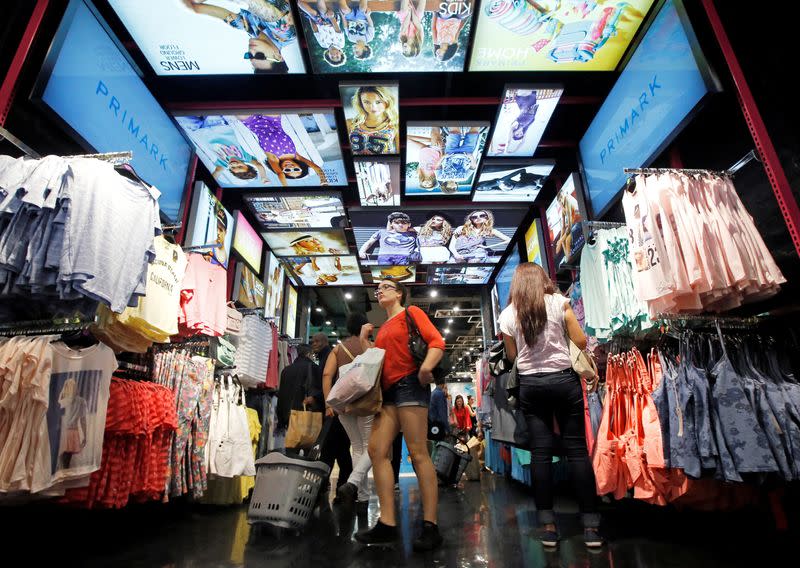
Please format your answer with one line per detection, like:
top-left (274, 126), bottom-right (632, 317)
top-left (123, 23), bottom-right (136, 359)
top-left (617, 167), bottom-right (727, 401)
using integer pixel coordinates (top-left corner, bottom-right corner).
top-left (355, 280), bottom-right (445, 551)
top-left (499, 263), bottom-right (603, 549)
top-left (452, 395), bottom-right (472, 433)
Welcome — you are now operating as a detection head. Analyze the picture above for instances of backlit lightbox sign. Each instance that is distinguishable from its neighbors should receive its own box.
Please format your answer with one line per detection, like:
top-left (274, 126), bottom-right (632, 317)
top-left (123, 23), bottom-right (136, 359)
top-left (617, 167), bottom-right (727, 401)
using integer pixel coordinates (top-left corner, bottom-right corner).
top-left (31, 0), bottom-right (193, 222)
top-left (578, 0), bottom-right (720, 217)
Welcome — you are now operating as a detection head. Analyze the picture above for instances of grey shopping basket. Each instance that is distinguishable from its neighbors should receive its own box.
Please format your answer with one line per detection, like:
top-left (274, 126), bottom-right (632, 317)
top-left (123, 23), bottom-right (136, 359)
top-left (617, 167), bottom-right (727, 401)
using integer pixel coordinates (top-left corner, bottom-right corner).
top-left (434, 441), bottom-right (472, 485)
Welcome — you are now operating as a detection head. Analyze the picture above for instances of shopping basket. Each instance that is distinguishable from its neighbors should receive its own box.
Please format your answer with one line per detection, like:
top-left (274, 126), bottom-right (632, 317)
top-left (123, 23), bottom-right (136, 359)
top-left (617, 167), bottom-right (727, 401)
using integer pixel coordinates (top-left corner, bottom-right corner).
top-left (434, 441), bottom-right (472, 486)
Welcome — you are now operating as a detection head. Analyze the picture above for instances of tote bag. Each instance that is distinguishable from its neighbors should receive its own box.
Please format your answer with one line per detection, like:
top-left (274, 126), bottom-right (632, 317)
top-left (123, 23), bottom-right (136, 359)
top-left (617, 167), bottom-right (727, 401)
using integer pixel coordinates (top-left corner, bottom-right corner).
top-left (285, 364), bottom-right (323, 448)
top-left (214, 376), bottom-right (256, 477)
top-left (327, 347), bottom-right (385, 412)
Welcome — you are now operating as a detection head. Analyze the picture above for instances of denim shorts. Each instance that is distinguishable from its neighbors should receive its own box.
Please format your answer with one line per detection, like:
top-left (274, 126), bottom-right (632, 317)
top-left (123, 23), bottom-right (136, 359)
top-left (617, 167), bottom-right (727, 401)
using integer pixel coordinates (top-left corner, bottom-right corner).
top-left (382, 374), bottom-right (431, 408)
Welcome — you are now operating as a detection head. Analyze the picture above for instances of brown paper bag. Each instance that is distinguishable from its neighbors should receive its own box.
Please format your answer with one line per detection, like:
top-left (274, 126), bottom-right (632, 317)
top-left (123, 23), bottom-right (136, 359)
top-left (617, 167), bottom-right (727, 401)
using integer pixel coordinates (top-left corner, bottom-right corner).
top-left (285, 405), bottom-right (322, 449)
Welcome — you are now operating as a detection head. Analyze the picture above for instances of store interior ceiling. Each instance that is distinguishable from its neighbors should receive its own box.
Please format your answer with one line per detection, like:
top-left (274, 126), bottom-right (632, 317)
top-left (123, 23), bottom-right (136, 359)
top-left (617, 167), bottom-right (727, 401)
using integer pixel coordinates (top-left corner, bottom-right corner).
top-left (2, 0), bottom-right (800, 362)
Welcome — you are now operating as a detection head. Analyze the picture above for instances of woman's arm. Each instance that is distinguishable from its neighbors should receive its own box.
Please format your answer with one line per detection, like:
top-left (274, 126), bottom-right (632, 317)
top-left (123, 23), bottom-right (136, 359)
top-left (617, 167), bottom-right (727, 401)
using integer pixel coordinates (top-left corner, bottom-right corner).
top-left (359, 323), bottom-right (375, 351)
top-left (251, 159), bottom-right (268, 183)
top-left (502, 332), bottom-right (518, 363)
top-left (322, 346), bottom-right (339, 417)
top-left (294, 153), bottom-right (328, 185)
top-left (449, 228), bottom-right (463, 261)
top-left (492, 229), bottom-right (511, 243)
top-left (564, 305), bottom-right (587, 350)
top-left (185, 2), bottom-right (234, 21)
top-left (265, 153), bottom-right (288, 186)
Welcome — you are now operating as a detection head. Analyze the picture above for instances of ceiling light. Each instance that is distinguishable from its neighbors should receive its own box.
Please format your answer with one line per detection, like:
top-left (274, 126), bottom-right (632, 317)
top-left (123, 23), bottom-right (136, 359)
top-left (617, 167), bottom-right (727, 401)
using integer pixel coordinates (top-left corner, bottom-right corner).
top-left (332, 331), bottom-right (338, 335)
top-left (325, 320), bottom-right (331, 325)
top-left (444, 328), bottom-right (450, 334)
top-left (345, 292), bottom-right (352, 300)
top-left (453, 306), bottom-right (460, 312)
top-left (430, 290), bottom-right (438, 298)
top-left (315, 307), bottom-right (322, 313)
top-left (448, 319), bottom-right (453, 324)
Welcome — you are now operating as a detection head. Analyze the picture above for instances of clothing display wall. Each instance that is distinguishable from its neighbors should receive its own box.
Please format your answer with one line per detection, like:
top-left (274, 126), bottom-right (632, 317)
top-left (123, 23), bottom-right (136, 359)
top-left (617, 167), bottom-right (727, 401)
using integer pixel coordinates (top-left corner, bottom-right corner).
top-left (233, 315), bottom-right (274, 388)
top-left (0, 155), bottom-right (161, 316)
top-left (623, 173), bottom-right (785, 315)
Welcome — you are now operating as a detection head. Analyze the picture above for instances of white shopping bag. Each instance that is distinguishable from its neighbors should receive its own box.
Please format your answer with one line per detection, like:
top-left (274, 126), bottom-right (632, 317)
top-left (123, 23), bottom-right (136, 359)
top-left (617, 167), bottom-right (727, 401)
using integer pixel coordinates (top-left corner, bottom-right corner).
top-left (326, 347), bottom-right (385, 413)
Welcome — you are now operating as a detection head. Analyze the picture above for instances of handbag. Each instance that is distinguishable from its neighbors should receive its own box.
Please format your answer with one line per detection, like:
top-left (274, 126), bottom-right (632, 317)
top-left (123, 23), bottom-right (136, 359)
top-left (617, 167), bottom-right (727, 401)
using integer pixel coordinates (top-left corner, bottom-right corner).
top-left (488, 339), bottom-right (511, 377)
top-left (285, 364), bottom-right (323, 448)
top-left (225, 302), bottom-right (243, 336)
top-left (405, 308), bottom-right (447, 382)
top-left (343, 372), bottom-right (383, 416)
top-left (327, 347), bottom-right (386, 413)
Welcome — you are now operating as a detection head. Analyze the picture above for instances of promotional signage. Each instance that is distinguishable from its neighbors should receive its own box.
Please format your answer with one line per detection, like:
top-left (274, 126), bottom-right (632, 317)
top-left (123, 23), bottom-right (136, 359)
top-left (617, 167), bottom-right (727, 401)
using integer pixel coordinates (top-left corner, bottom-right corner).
top-left (285, 256), bottom-right (364, 286)
top-left (108, 0), bottom-right (306, 74)
top-left (487, 86), bottom-right (563, 157)
top-left (469, 0), bottom-right (654, 71)
top-left (340, 82), bottom-right (400, 155)
top-left (524, 218), bottom-right (545, 268)
top-left (579, 0), bottom-right (720, 217)
top-left (283, 284), bottom-right (298, 338)
top-left (31, 0), bottom-right (193, 222)
top-left (232, 211), bottom-right (264, 273)
top-left (355, 158), bottom-right (401, 206)
top-left (473, 160), bottom-right (554, 203)
top-left (545, 174), bottom-right (588, 268)
top-left (495, 247), bottom-right (520, 311)
top-left (233, 263), bottom-right (266, 309)
top-left (245, 193), bottom-right (346, 230)
top-left (184, 182), bottom-right (234, 269)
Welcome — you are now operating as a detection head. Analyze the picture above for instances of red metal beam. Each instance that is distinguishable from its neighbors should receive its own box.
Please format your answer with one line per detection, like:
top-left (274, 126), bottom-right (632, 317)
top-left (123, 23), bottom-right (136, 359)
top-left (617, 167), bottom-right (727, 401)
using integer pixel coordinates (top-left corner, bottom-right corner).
top-left (702, 0), bottom-right (800, 258)
top-left (166, 95), bottom-right (601, 112)
top-left (0, 0), bottom-right (49, 126)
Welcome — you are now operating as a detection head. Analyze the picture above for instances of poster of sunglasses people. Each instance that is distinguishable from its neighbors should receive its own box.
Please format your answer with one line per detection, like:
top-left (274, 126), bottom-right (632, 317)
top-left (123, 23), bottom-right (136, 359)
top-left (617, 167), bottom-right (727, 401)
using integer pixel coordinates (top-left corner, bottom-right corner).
top-left (405, 122), bottom-right (490, 196)
top-left (298, 0), bottom-right (476, 73)
top-left (245, 193), bottom-right (346, 229)
top-left (487, 86), bottom-right (563, 157)
top-left (340, 82), bottom-right (400, 155)
top-left (355, 157), bottom-right (401, 206)
top-left (469, 0), bottom-right (654, 71)
top-left (174, 111), bottom-right (347, 188)
top-left (350, 206), bottom-right (526, 266)
top-left (545, 173), bottom-right (588, 268)
top-left (285, 255), bottom-right (364, 285)
top-left (108, 0), bottom-right (306, 74)
top-left (473, 159), bottom-right (555, 202)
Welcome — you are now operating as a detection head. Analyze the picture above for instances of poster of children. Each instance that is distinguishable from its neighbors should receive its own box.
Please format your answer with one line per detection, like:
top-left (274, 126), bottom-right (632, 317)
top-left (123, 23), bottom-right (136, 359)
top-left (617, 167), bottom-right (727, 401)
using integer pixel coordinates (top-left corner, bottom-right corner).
top-left (469, 0), bottom-right (655, 71)
top-left (355, 158), bottom-right (401, 206)
top-left (487, 86), bottom-right (563, 157)
top-left (405, 122), bottom-right (489, 196)
top-left (109, 0), bottom-right (306, 74)
top-left (285, 255), bottom-right (364, 285)
top-left (340, 82), bottom-right (400, 155)
top-left (545, 174), bottom-right (586, 268)
top-left (298, 0), bottom-right (476, 73)
top-left (174, 112), bottom-right (347, 188)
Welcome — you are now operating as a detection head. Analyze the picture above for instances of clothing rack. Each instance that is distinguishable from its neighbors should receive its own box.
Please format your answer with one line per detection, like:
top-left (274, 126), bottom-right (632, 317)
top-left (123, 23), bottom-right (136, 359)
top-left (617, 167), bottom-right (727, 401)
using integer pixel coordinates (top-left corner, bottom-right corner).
top-left (183, 242), bottom-right (223, 252)
top-left (583, 221), bottom-right (626, 229)
top-left (623, 149), bottom-right (760, 179)
top-left (64, 150), bottom-right (133, 165)
top-left (0, 126), bottom-right (41, 158)
top-left (0, 316), bottom-right (98, 336)
top-left (654, 313), bottom-right (761, 330)
top-left (161, 223), bottom-right (182, 232)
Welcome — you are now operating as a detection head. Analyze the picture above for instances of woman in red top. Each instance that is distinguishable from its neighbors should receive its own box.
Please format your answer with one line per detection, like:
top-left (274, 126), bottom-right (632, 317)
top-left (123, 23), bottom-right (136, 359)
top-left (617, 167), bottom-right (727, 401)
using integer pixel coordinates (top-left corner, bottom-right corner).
top-left (453, 395), bottom-right (472, 432)
top-left (355, 279), bottom-right (445, 551)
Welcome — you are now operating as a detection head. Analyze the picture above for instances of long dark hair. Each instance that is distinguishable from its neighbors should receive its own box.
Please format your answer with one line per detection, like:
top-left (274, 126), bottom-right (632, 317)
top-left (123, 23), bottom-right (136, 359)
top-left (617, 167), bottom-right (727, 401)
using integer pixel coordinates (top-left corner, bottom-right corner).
top-left (509, 263), bottom-right (557, 346)
top-left (454, 395), bottom-right (465, 409)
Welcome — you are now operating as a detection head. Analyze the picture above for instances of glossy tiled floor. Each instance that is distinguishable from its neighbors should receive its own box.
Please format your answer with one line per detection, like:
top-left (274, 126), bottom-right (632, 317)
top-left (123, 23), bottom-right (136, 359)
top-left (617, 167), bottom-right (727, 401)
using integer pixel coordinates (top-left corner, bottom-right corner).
top-left (6, 473), bottom-right (795, 567)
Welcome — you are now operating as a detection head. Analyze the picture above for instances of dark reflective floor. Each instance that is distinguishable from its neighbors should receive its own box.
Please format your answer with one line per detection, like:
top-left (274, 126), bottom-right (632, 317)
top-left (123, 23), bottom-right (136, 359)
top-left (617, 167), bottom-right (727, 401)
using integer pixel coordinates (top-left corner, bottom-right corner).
top-left (5, 473), bottom-right (795, 567)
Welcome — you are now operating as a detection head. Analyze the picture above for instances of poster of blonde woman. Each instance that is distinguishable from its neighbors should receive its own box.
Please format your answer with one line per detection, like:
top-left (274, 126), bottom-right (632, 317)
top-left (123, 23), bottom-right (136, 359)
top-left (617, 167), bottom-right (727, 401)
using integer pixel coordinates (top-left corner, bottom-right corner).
top-left (469, 0), bottom-right (655, 71)
top-left (340, 82), bottom-right (400, 155)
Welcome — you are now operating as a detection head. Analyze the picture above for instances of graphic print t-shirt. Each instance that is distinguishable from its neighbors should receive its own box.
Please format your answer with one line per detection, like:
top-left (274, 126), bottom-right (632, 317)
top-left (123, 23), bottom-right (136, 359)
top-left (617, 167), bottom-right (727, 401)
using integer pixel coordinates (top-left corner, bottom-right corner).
top-left (45, 342), bottom-right (117, 486)
top-left (371, 229), bottom-right (418, 256)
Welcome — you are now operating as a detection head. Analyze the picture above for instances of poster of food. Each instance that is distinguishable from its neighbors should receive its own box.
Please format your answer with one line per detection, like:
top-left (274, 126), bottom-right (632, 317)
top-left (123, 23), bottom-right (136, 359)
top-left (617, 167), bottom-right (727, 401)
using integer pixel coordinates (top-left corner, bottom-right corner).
top-left (174, 111), bottom-right (346, 188)
top-left (299, 0), bottom-right (476, 73)
top-left (405, 122), bottom-right (489, 196)
top-left (469, 0), bottom-right (655, 71)
top-left (108, 0), bottom-right (306, 74)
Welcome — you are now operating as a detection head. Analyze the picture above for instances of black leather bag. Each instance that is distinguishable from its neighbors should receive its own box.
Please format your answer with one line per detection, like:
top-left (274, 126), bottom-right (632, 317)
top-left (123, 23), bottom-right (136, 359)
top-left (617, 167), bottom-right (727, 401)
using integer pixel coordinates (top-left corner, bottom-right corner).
top-left (488, 339), bottom-right (512, 377)
top-left (405, 308), bottom-right (448, 381)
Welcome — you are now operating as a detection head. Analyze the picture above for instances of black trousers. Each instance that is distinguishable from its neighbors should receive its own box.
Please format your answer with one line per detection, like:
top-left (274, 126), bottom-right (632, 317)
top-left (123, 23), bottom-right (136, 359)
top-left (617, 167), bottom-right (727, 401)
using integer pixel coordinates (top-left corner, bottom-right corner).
top-left (518, 369), bottom-right (599, 528)
top-left (321, 416), bottom-right (353, 488)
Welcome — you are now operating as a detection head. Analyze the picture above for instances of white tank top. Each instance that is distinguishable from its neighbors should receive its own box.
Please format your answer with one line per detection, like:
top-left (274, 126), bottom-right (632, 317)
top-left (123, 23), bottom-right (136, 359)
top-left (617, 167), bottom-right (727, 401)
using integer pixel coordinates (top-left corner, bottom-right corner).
top-left (498, 294), bottom-right (571, 374)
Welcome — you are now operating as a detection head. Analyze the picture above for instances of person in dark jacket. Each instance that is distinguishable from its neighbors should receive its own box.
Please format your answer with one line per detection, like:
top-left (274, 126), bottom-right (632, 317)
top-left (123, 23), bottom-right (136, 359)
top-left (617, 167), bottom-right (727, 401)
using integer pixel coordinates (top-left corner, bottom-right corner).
top-left (277, 344), bottom-right (324, 434)
top-left (428, 379), bottom-right (449, 442)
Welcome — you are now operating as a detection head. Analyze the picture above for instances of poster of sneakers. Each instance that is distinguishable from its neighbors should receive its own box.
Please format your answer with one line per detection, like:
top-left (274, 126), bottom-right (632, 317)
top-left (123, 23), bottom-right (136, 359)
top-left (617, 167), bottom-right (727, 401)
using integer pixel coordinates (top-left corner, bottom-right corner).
top-left (487, 86), bottom-right (563, 157)
top-left (405, 122), bottom-right (489, 196)
top-left (473, 160), bottom-right (554, 202)
top-left (174, 112), bottom-right (347, 188)
top-left (469, 0), bottom-right (655, 71)
top-left (108, 0), bottom-right (306, 74)
top-left (298, 0), bottom-right (476, 73)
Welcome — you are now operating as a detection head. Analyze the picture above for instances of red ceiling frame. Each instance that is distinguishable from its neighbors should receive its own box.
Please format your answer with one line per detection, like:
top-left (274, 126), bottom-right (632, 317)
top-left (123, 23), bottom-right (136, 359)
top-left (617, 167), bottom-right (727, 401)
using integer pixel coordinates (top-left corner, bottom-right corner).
top-left (0, 0), bottom-right (49, 127)
top-left (702, 0), bottom-right (800, 258)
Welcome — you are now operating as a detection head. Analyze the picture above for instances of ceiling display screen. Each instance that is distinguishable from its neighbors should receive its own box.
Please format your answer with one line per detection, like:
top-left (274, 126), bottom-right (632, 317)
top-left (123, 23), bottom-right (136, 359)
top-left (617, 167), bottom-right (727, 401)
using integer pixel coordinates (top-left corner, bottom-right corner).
top-left (495, 246), bottom-right (521, 312)
top-left (469, 0), bottom-right (654, 71)
top-left (340, 82), bottom-right (400, 155)
top-left (244, 193), bottom-right (346, 229)
top-left (350, 206), bottom-right (526, 266)
top-left (262, 229), bottom-right (349, 257)
top-left (427, 266), bottom-right (494, 285)
top-left (298, 0), bottom-right (476, 73)
top-left (579, 0), bottom-right (719, 217)
top-left (284, 255), bottom-right (364, 286)
top-left (108, 0), bottom-right (306, 74)
top-left (264, 251), bottom-right (285, 321)
top-left (233, 263), bottom-right (266, 308)
top-left (487, 86), bottom-right (563, 157)
top-left (31, 0), bottom-right (192, 222)
top-left (174, 111), bottom-right (347, 188)
top-left (232, 210), bottom-right (264, 273)
top-left (545, 173), bottom-right (587, 268)
top-left (370, 265), bottom-right (416, 283)
top-left (405, 122), bottom-right (490, 197)
top-left (473, 160), bottom-right (554, 202)
top-left (525, 218), bottom-right (546, 269)
top-left (184, 182), bottom-right (234, 269)
top-left (355, 157), bottom-right (401, 206)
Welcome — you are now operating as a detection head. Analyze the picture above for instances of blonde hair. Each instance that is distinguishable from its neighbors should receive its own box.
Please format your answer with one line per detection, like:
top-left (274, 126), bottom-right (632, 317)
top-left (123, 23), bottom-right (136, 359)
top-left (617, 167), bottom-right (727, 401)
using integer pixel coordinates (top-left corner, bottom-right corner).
top-left (419, 169), bottom-right (437, 188)
top-left (461, 210), bottom-right (495, 237)
top-left (418, 215), bottom-right (453, 242)
top-left (350, 86), bottom-right (399, 132)
top-left (401, 34), bottom-right (422, 58)
top-left (58, 378), bottom-right (78, 402)
top-left (291, 237), bottom-right (324, 255)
